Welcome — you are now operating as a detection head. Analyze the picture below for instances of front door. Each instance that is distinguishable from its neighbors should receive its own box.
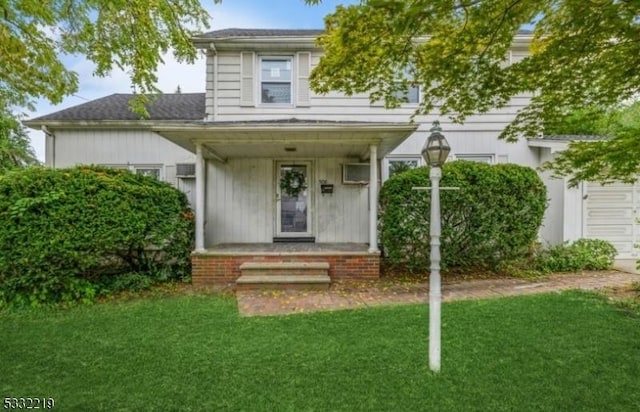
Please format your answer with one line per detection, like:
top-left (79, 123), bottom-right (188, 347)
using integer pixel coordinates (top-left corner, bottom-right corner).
top-left (276, 161), bottom-right (312, 237)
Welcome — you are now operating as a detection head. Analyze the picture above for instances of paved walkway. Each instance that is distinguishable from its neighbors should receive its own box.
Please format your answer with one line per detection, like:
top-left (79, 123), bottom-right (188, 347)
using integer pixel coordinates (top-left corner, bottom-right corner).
top-left (236, 270), bottom-right (639, 317)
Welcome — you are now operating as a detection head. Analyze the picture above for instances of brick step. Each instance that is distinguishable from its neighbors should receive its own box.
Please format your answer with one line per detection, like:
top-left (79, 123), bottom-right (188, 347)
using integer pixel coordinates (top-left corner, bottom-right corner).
top-left (239, 262), bottom-right (330, 277)
top-left (236, 275), bottom-right (331, 291)
top-left (237, 261), bottom-right (331, 290)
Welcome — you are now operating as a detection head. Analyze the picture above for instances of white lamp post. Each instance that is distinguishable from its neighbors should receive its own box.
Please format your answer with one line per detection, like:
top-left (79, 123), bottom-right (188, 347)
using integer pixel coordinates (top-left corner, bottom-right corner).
top-left (421, 121), bottom-right (450, 373)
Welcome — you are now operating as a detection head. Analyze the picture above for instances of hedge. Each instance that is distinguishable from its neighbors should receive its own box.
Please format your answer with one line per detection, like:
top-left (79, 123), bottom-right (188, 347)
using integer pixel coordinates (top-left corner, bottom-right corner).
top-left (379, 161), bottom-right (547, 272)
top-left (0, 166), bottom-right (194, 306)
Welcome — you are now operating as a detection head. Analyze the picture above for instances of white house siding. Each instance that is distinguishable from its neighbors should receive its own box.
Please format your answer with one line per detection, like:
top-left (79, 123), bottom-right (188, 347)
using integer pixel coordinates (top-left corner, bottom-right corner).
top-left (50, 129), bottom-right (195, 167)
top-left (535, 150), bottom-right (566, 246)
top-left (205, 50), bottom-right (537, 167)
top-left (315, 158), bottom-right (369, 243)
top-left (48, 128), bottom-right (196, 197)
top-left (204, 157), bottom-right (368, 246)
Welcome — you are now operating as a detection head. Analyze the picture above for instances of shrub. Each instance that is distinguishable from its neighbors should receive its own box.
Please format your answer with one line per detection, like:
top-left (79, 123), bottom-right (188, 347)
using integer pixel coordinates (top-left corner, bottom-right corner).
top-left (535, 238), bottom-right (617, 272)
top-left (379, 161), bottom-right (547, 272)
top-left (0, 166), bottom-right (194, 307)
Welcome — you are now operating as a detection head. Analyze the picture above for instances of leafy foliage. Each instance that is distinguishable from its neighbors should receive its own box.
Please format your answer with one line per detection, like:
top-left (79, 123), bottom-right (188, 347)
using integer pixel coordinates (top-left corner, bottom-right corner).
top-left (309, 1), bottom-right (640, 182)
top-left (1, 0), bottom-right (215, 114)
top-left (542, 102), bottom-right (640, 186)
top-left (0, 111), bottom-right (39, 173)
top-left (0, 166), bottom-right (194, 307)
top-left (534, 239), bottom-right (617, 273)
top-left (379, 161), bottom-right (547, 272)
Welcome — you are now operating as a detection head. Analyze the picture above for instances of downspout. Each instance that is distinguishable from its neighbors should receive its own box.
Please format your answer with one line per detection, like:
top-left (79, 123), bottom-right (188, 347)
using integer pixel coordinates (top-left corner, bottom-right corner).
top-left (41, 125), bottom-right (55, 167)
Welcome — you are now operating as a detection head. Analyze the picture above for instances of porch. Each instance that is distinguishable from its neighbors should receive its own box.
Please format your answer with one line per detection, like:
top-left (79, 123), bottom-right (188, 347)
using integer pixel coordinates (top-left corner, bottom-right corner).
top-left (155, 119), bottom-right (416, 286)
top-left (192, 242), bottom-right (380, 287)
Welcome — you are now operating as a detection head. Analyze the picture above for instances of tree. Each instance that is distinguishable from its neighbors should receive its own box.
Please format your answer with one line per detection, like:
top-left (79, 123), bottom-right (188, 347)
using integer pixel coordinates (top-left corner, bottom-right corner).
top-left (543, 102), bottom-right (640, 186)
top-left (1, 0), bottom-right (214, 114)
top-left (0, 111), bottom-right (39, 173)
top-left (308, 0), bottom-right (640, 182)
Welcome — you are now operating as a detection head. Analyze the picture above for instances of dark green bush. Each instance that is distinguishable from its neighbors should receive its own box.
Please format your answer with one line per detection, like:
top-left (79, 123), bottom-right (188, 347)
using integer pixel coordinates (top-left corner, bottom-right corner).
top-left (535, 238), bottom-right (617, 272)
top-left (379, 161), bottom-right (547, 272)
top-left (0, 166), bottom-right (194, 307)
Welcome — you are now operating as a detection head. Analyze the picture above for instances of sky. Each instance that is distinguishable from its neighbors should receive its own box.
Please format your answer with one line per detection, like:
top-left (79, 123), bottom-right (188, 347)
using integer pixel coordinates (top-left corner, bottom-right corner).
top-left (26, 0), bottom-right (359, 160)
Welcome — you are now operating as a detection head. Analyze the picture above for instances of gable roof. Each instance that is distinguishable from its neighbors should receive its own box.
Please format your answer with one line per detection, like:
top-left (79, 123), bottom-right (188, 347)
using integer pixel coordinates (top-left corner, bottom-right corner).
top-left (196, 28), bottom-right (325, 39)
top-left (542, 134), bottom-right (607, 141)
top-left (27, 93), bottom-right (205, 123)
top-left (195, 27), bottom-right (532, 40)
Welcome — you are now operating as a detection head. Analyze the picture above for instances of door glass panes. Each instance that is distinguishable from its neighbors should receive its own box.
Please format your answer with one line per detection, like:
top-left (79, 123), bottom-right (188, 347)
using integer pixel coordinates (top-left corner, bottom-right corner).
top-left (279, 164), bottom-right (308, 233)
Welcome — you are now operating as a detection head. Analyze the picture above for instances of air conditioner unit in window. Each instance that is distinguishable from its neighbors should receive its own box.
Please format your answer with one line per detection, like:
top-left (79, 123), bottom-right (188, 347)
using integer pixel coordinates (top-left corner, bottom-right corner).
top-left (176, 163), bottom-right (196, 178)
top-left (342, 163), bottom-right (371, 184)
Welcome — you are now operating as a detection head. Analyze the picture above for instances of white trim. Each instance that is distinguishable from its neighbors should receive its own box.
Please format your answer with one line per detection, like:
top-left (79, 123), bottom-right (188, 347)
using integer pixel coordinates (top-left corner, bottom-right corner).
top-left (195, 144), bottom-right (206, 251)
top-left (369, 145), bottom-right (379, 253)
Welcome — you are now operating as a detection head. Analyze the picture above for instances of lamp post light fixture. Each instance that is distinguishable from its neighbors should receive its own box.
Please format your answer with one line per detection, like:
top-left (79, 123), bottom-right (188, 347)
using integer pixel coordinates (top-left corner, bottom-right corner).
top-left (421, 120), bottom-right (450, 373)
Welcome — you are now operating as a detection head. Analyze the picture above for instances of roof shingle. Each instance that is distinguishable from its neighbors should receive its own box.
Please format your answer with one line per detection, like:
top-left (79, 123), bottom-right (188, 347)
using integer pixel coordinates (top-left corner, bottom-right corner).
top-left (195, 28), bottom-right (325, 39)
top-left (195, 27), bottom-right (532, 40)
top-left (543, 134), bottom-right (607, 141)
top-left (28, 93), bottom-right (205, 122)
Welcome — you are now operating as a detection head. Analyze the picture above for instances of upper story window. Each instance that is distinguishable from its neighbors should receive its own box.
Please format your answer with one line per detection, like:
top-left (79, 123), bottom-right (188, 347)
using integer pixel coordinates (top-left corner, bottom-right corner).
top-left (393, 83), bottom-right (420, 104)
top-left (260, 57), bottom-right (292, 104)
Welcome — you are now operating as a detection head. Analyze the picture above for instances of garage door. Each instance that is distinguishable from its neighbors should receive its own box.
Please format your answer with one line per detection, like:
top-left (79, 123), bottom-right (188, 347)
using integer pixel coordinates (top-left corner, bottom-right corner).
top-left (584, 182), bottom-right (640, 258)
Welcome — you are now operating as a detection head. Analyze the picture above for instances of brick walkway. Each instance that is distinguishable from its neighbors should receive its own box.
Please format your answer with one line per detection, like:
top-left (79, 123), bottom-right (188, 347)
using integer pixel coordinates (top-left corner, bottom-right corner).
top-left (236, 271), bottom-right (639, 317)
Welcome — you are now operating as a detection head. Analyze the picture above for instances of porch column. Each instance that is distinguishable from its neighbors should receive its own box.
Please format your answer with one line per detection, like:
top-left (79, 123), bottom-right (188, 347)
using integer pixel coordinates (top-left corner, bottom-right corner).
top-left (369, 144), bottom-right (379, 253)
top-left (195, 143), bottom-right (206, 252)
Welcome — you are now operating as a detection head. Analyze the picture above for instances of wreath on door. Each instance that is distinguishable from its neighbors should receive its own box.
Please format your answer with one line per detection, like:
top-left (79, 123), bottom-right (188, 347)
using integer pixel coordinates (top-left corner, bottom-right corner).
top-left (280, 169), bottom-right (307, 197)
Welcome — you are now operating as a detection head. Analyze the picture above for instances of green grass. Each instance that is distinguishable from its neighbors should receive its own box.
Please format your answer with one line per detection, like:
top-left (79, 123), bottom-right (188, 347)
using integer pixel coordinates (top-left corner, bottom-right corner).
top-left (1, 291), bottom-right (640, 411)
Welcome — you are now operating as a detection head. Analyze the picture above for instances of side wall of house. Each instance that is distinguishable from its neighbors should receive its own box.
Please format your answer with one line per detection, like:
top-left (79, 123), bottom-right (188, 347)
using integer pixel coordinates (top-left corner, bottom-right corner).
top-left (204, 157), bottom-right (369, 246)
top-left (535, 148), bottom-right (585, 247)
top-left (206, 47), bottom-right (538, 167)
top-left (47, 129), bottom-right (197, 203)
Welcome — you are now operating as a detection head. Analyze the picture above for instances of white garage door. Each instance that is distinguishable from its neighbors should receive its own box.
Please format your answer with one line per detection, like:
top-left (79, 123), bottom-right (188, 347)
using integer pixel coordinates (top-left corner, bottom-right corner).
top-left (584, 182), bottom-right (640, 258)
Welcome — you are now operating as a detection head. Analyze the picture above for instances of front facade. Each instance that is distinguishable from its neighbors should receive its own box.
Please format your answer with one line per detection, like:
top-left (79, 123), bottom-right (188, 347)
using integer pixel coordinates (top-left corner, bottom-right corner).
top-left (26, 28), bottom-right (636, 286)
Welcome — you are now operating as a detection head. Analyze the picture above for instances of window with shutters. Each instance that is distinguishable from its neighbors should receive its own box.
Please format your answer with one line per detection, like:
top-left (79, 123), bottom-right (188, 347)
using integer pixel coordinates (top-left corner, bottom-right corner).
top-left (260, 56), bottom-right (293, 104)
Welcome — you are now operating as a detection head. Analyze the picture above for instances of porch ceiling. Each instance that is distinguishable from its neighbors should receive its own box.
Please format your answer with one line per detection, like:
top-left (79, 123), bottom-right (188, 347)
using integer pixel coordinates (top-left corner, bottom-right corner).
top-left (153, 120), bottom-right (418, 161)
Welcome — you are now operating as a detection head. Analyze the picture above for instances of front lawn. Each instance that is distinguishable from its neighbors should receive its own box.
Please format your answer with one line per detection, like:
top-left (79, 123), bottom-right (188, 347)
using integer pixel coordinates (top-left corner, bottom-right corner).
top-left (1, 292), bottom-right (639, 411)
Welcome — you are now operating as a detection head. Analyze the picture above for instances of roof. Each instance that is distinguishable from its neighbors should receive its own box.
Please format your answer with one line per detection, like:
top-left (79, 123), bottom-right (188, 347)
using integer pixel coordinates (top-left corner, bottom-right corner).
top-left (195, 27), bottom-right (533, 40)
top-left (195, 28), bottom-right (325, 39)
top-left (542, 135), bottom-right (607, 141)
top-left (27, 93), bottom-right (205, 123)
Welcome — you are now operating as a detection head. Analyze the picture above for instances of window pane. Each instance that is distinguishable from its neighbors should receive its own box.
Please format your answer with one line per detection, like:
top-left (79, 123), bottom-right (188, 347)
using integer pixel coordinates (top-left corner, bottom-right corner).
top-left (406, 85), bottom-right (419, 103)
top-left (394, 84), bottom-right (419, 103)
top-left (262, 83), bottom-right (291, 103)
top-left (261, 58), bottom-right (292, 103)
top-left (389, 159), bottom-right (418, 177)
top-left (261, 59), bottom-right (292, 81)
top-left (136, 168), bottom-right (160, 179)
top-left (456, 155), bottom-right (493, 164)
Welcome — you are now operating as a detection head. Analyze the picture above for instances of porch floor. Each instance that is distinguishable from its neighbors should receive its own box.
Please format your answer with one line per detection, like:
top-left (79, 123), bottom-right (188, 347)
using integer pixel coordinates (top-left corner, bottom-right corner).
top-left (202, 242), bottom-right (371, 255)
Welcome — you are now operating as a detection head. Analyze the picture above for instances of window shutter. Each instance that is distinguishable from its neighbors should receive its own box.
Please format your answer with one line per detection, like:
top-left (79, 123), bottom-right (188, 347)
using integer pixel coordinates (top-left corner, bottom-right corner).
top-left (296, 52), bottom-right (311, 107)
top-left (240, 51), bottom-right (255, 106)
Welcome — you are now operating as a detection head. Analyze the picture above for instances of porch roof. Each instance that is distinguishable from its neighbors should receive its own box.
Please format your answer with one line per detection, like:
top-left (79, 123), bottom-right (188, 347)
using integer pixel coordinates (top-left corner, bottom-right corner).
top-left (153, 118), bottom-right (418, 161)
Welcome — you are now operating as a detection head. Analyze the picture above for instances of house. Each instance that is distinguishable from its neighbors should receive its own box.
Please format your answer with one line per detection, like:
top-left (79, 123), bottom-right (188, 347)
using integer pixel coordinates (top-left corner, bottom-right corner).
top-left (530, 135), bottom-right (640, 259)
top-left (24, 28), bottom-right (638, 287)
